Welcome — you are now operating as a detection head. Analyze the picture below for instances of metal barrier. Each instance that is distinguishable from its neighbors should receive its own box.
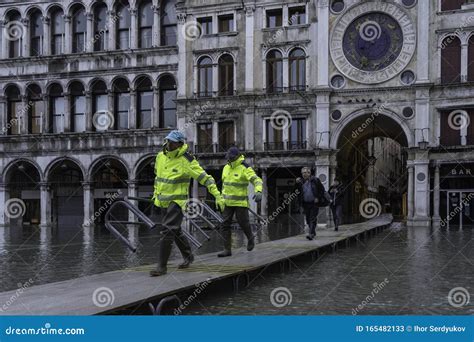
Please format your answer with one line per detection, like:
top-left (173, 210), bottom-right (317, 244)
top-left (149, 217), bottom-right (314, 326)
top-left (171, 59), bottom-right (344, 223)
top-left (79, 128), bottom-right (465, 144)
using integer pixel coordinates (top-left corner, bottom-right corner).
top-left (104, 197), bottom-right (222, 253)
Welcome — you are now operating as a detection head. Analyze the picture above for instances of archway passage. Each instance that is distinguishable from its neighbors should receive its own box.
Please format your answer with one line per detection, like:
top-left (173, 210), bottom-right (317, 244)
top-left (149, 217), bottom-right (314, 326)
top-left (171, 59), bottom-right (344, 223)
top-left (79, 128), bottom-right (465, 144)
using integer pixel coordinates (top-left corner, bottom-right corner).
top-left (335, 113), bottom-right (409, 223)
top-left (48, 159), bottom-right (84, 228)
top-left (4, 161), bottom-right (41, 226)
top-left (135, 156), bottom-right (155, 216)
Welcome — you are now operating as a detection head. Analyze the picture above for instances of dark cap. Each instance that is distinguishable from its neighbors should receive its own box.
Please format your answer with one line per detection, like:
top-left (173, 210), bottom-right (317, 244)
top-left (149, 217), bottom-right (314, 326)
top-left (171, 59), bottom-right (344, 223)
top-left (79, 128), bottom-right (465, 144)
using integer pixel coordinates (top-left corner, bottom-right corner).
top-left (226, 147), bottom-right (240, 160)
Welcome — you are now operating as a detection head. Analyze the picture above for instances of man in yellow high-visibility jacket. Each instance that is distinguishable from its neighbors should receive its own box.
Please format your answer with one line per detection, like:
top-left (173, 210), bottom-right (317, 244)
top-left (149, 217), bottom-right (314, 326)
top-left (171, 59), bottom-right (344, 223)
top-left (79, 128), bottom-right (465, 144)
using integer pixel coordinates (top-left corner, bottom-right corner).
top-left (150, 130), bottom-right (225, 277)
top-left (218, 147), bottom-right (263, 257)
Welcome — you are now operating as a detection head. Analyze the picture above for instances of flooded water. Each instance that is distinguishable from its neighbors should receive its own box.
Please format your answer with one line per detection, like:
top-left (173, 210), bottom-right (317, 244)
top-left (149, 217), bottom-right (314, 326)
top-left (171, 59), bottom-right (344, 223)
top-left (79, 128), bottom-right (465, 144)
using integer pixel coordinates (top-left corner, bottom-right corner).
top-left (182, 224), bottom-right (474, 315)
top-left (0, 215), bottom-right (304, 292)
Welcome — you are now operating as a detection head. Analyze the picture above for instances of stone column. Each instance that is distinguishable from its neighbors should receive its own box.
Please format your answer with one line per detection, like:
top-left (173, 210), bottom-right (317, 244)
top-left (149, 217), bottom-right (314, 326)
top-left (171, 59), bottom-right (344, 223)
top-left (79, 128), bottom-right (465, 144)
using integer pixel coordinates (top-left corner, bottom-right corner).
top-left (407, 164), bottom-right (414, 220)
top-left (1, 20), bottom-right (9, 59)
top-left (316, 92), bottom-right (330, 148)
top-left (244, 108), bottom-right (255, 151)
top-left (176, 13), bottom-right (187, 98)
top-left (244, 5), bottom-right (255, 93)
top-left (82, 181), bottom-right (94, 228)
top-left (107, 90), bottom-right (114, 118)
top-left (415, 88), bottom-right (430, 145)
top-left (108, 11), bottom-right (116, 51)
top-left (129, 89), bottom-right (137, 129)
top-left (20, 95), bottom-right (29, 135)
top-left (84, 91), bottom-right (92, 131)
top-left (316, 0), bottom-right (329, 86)
top-left (130, 8), bottom-right (138, 50)
top-left (42, 16), bottom-right (51, 56)
top-left (152, 86), bottom-right (160, 128)
top-left (0, 183), bottom-right (8, 227)
top-left (42, 94), bottom-right (50, 133)
top-left (282, 56), bottom-right (289, 92)
top-left (416, 0), bottom-right (430, 82)
top-left (413, 160), bottom-right (431, 227)
top-left (63, 92), bottom-right (71, 132)
top-left (261, 168), bottom-right (268, 217)
top-left (39, 181), bottom-right (52, 227)
top-left (127, 180), bottom-right (138, 223)
top-left (152, 5), bottom-right (160, 47)
top-left (461, 42), bottom-right (468, 82)
top-left (22, 18), bottom-right (30, 57)
top-left (86, 12), bottom-right (94, 52)
top-left (0, 95), bottom-right (6, 136)
top-left (63, 15), bottom-right (72, 54)
top-left (432, 163), bottom-right (441, 226)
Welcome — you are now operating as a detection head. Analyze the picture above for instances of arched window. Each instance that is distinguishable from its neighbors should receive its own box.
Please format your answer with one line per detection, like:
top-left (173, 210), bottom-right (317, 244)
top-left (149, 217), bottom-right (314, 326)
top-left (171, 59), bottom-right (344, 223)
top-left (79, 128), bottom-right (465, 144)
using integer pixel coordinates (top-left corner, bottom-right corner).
top-left (93, 3), bottom-right (108, 51)
top-left (7, 11), bottom-right (22, 58)
top-left (51, 8), bottom-right (64, 55)
top-left (70, 81), bottom-right (86, 132)
top-left (218, 54), bottom-right (234, 96)
top-left (116, 1), bottom-right (131, 49)
top-left (159, 75), bottom-right (177, 128)
top-left (30, 10), bottom-right (43, 56)
top-left (289, 48), bottom-right (306, 91)
top-left (113, 78), bottom-right (130, 130)
top-left (198, 57), bottom-right (213, 97)
top-left (26, 84), bottom-right (43, 134)
top-left (468, 36), bottom-right (474, 82)
top-left (441, 36), bottom-right (461, 84)
top-left (138, 1), bottom-right (153, 48)
top-left (91, 80), bottom-right (108, 131)
top-left (6, 85), bottom-right (21, 135)
top-left (72, 5), bottom-right (86, 53)
top-left (161, 0), bottom-right (177, 46)
top-left (266, 50), bottom-right (283, 93)
top-left (49, 84), bottom-right (64, 133)
top-left (136, 77), bottom-right (153, 129)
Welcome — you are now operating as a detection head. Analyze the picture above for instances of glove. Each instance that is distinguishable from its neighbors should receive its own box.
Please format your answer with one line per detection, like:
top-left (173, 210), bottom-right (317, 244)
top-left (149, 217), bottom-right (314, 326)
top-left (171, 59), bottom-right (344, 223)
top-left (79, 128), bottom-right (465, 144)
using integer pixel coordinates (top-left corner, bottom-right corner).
top-left (215, 196), bottom-right (225, 212)
top-left (253, 192), bottom-right (262, 202)
top-left (296, 177), bottom-right (303, 184)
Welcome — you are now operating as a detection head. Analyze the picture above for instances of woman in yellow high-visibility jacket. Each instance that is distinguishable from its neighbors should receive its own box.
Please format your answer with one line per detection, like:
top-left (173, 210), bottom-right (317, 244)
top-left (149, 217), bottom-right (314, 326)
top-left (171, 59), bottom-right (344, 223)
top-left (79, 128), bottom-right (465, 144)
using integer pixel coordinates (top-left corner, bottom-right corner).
top-left (150, 130), bottom-right (225, 277)
top-left (218, 147), bottom-right (263, 257)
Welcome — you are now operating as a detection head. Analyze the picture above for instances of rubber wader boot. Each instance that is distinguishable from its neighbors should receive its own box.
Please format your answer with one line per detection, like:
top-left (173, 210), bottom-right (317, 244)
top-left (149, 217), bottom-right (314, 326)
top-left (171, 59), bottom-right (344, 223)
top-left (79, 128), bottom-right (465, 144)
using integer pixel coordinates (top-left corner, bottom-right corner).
top-left (217, 229), bottom-right (232, 257)
top-left (174, 229), bottom-right (194, 269)
top-left (150, 236), bottom-right (173, 277)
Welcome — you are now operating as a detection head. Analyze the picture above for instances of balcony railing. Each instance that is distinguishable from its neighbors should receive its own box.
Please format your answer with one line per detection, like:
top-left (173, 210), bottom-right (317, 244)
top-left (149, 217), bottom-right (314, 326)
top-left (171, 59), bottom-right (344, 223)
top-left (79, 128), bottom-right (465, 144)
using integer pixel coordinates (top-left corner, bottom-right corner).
top-left (264, 142), bottom-right (285, 151)
top-left (287, 140), bottom-right (307, 150)
top-left (195, 144), bottom-right (238, 154)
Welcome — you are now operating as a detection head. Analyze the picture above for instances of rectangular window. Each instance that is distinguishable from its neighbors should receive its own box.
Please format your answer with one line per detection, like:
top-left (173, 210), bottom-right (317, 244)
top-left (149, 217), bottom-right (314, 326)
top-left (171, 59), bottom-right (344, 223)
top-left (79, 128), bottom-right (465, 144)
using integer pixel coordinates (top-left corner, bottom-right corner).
top-left (289, 6), bottom-right (306, 25)
top-left (52, 97), bottom-right (65, 133)
top-left (440, 111), bottom-right (461, 146)
top-left (198, 17), bottom-right (213, 35)
top-left (266, 9), bottom-right (283, 28)
top-left (197, 123), bottom-right (213, 153)
top-left (116, 93), bottom-right (130, 130)
top-left (265, 119), bottom-right (284, 150)
top-left (160, 89), bottom-right (177, 128)
top-left (29, 101), bottom-right (44, 134)
top-left (289, 119), bottom-right (306, 150)
top-left (161, 26), bottom-right (177, 46)
top-left (52, 34), bottom-right (63, 54)
top-left (138, 91), bottom-right (153, 129)
top-left (218, 121), bottom-right (235, 152)
top-left (73, 33), bottom-right (85, 53)
top-left (72, 96), bottom-right (85, 132)
top-left (118, 29), bottom-right (130, 49)
top-left (140, 28), bottom-right (153, 48)
top-left (8, 102), bottom-right (21, 135)
top-left (218, 14), bottom-right (234, 33)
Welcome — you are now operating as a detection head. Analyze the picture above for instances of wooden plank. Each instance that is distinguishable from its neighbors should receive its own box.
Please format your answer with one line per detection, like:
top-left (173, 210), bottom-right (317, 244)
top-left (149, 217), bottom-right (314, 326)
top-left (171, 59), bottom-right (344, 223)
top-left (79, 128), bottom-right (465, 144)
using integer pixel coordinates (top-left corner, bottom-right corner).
top-left (0, 215), bottom-right (392, 316)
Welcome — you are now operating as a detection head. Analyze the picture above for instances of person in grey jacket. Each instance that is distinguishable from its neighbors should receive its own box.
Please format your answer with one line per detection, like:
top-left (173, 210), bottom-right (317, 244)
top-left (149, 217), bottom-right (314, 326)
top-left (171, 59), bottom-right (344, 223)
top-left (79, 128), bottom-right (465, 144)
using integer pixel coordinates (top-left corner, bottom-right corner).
top-left (328, 178), bottom-right (344, 231)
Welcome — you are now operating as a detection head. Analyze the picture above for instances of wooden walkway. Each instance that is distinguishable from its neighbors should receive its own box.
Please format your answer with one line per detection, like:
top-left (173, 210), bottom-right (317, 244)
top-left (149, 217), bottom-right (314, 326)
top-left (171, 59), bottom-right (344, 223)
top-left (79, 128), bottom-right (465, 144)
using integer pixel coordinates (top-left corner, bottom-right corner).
top-left (0, 214), bottom-right (393, 315)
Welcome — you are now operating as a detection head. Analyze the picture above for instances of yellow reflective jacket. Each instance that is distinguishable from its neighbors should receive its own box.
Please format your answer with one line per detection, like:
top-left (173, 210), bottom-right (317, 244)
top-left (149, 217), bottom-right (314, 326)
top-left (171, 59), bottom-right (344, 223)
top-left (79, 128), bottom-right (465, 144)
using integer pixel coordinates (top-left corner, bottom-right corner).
top-left (153, 144), bottom-right (220, 210)
top-left (222, 155), bottom-right (263, 208)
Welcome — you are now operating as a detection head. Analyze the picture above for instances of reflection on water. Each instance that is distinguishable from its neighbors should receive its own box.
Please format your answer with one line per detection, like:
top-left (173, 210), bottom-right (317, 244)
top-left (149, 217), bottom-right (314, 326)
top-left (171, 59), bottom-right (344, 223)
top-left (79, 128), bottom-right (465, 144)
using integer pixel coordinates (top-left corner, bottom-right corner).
top-left (182, 225), bottom-right (473, 315)
top-left (0, 215), bottom-right (304, 292)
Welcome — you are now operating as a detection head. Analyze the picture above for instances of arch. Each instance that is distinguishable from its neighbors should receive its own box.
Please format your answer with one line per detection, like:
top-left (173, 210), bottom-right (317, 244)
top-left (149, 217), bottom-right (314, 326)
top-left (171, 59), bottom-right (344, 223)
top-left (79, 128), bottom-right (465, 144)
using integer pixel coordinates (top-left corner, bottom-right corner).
top-left (66, 79), bottom-right (85, 92)
top-left (2, 158), bottom-right (43, 183)
top-left (289, 47), bottom-right (306, 58)
top-left (89, 78), bottom-right (108, 92)
top-left (87, 155), bottom-right (130, 182)
top-left (197, 55), bottom-right (213, 65)
top-left (3, 8), bottom-right (21, 21)
top-left (66, 1), bottom-right (86, 15)
top-left (90, 0), bottom-right (109, 11)
top-left (45, 3), bottom-right (65, 16)
top-left (218, 54), bottom-right (235, 96)
top-left (133, 153), bottom-right (157, 179)
top-left (47, 82), bottom-right (63, 95)
top-left (44, 156), bottom-right (86, 182)
top-left (111, 75), bottom-right (131, 89)
top-left (440, 35), bottom-right (461, 83)
top-left (289, 48), bottom-right (306, 91)
top-left (46, 81), bottom-right (64, 94)
top-left (4, 83), bottom-right (22, 97)
top-left (157, 72), bottom-right (177, 85)
top-left (25, 6), bottom-right (44, 17)
top-left (216, 51), bottom-right (236, 61)
top-left (265, 48), bottom-right (284, 59)
top-left (330, 108), bottom-right (414, 150)
top-left (134, 74), bottom-right (153, 89)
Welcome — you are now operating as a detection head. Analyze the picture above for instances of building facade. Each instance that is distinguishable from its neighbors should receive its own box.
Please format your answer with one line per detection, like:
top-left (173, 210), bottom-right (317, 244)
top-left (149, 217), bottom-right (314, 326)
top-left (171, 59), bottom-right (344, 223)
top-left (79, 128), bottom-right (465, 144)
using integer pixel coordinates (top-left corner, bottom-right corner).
top-left (1, 0), bottom-right (474, 231)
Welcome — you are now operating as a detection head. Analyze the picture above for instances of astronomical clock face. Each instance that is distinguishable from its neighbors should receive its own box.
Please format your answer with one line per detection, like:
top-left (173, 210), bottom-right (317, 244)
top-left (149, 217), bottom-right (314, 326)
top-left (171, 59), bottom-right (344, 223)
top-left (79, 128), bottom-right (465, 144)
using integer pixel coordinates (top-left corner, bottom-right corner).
top-left (330, 2), bottom-right (416, 84)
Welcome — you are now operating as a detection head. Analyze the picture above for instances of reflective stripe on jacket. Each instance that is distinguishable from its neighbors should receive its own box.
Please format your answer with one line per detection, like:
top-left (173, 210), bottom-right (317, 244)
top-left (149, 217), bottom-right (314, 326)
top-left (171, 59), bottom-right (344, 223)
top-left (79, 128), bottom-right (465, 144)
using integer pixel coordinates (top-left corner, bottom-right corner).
top-left (152, 143), bottom-right (220, 210)
top-left (222, 155), bottom-right (263, 208)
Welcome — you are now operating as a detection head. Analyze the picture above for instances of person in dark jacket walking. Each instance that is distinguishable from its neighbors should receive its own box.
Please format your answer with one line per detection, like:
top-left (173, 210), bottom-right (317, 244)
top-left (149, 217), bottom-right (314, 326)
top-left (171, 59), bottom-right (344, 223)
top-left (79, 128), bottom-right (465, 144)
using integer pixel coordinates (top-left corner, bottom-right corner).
top-left (328, 178), bottom-right (344, 231)
top-left (296, 167), bottom-right (325, 240)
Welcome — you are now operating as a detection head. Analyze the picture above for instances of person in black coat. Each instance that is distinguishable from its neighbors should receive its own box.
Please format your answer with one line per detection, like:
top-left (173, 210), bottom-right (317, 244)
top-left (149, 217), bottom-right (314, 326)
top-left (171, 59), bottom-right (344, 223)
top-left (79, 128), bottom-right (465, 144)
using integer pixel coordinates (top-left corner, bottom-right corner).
top-left (328, 178), bottom-right (344, 231)
top-left (296, 167), bottom-right (326, 240)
